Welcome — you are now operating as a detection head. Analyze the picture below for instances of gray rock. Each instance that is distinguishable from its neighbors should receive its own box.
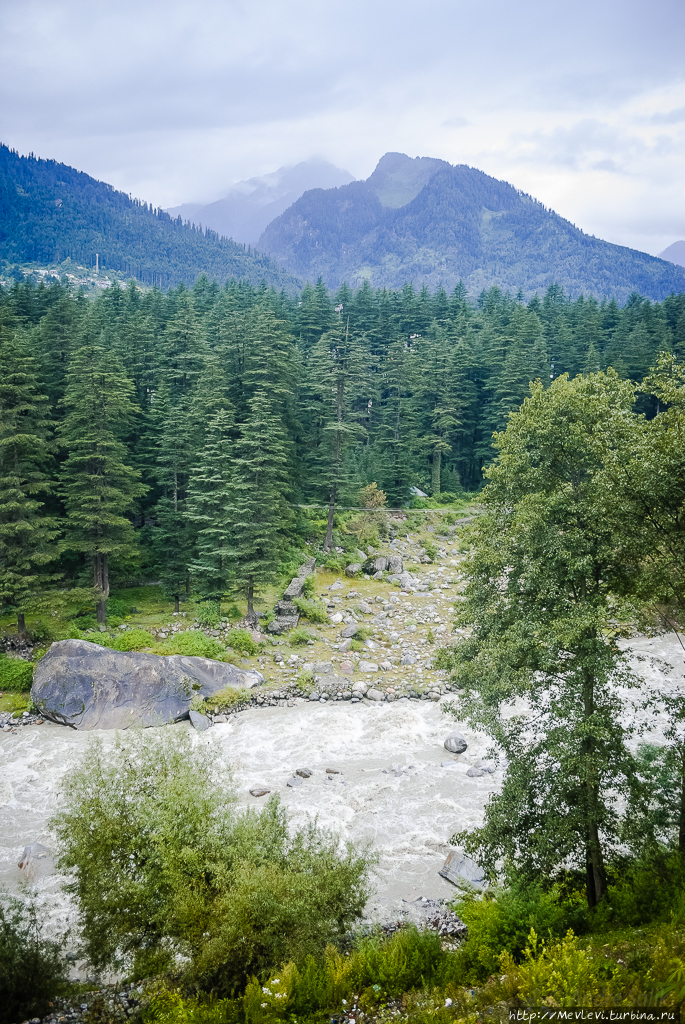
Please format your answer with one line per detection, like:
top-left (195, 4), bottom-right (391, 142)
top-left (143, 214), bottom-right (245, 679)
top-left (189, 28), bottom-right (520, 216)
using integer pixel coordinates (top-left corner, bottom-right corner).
top-left (366, 687), bottom-right (385, 701)
top-left (267, 613), bottom-right (300, 634)
top-left (444, 731), bottom-right (468, 754)
top-left (399, 572), bottom-right (414, 589)
top-left (477, 760), bottom-right (497, 773)
top-left (313, 661), bottom-right (333, 674)
top-left (345, 563), bottom-right (362, 577)
top-left (31, 639), bottom-right (261, 730)
top-left (340, 623), bottom-right (358, 638)
top-left (357, 600), bottom-right (373, 614)
top-left (372, 571), bottom-right (384, 580)
top-left (439, 850), bottom-right (486, 888)
top-left (297, 557), bottom-right (316, 578)
top-left (356, 549), bottom-right (367, 562)
top-left (275, 599), bottom-right (298, 615)
top-left (387, 554), bottom-right (403, 573)
top-left (189, 710), bottom-right (212, 732)
top-left (338, 638), bottom-right (352, 652)
top-left (374, 556), bottom-right (388, 572)
top-left (283, 576), bottom-right (306, 600)
top-left (400, 654), bottom-right (416, 666)
top-left (287, 775), bottom-right (303, 788)
top-left (295, 768), bottom-right (313, 778)
top-left (18, 842), bottom-right (53, 878)
top-left (249, 787), bottom-right (270, 797)
top-left (358, 660), bottom-right (379, 673)
top-left (466, 766), bottom-right (486, 777)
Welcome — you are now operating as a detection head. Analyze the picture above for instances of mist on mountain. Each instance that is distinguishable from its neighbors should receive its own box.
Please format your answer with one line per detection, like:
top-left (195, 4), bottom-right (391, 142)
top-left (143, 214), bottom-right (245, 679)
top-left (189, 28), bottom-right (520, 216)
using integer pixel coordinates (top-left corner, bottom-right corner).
top-left (658, 240), bottom-right (685, 269)
top-left (166, 158), bottom-right (354, 245)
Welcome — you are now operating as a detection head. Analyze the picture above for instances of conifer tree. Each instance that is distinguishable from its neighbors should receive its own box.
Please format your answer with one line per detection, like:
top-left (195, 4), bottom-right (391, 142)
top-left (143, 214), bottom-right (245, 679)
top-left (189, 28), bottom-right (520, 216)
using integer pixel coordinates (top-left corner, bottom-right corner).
top-left (186, 359), bottom-right (235, 609)
top-left (59, 317), bottom-right (146, 624)
top-left (304, 321), bottom-right (368, 549)
top-left (0, 330), bottom-right (59, 634)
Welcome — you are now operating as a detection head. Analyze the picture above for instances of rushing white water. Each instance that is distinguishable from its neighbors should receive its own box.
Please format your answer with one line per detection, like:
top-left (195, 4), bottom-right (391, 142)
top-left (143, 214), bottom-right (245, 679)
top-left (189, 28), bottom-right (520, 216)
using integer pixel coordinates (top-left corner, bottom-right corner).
top-left (0, 632), bottom-right (682, 944)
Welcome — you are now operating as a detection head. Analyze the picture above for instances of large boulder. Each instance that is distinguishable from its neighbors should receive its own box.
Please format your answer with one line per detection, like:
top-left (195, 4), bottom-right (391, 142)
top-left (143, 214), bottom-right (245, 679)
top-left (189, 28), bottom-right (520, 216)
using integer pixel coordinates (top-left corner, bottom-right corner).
top-left (31, 639), bottom-right (262, 730)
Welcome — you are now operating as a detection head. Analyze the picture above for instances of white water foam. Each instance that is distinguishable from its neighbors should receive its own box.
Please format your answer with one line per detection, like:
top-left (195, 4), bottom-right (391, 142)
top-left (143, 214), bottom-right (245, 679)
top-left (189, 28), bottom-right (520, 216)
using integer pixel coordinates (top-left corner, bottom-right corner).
top-left (1, 633), bottom-right (682, 938)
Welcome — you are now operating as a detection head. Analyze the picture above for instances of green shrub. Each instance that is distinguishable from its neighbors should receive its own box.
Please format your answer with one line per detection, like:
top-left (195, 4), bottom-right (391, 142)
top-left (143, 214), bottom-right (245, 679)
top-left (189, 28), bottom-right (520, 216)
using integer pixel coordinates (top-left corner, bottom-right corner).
top-left (323, 554), bottom-right (346, 573)
top-left (226, 628), bottom-right (260, 656)
top-left (452, 875), bottom-right (586, 981)
top-left (0, 655), bottom-right (33, 692)
top-left (350, 639), bottom-right (364, 652)
top-left (288, 626), bottom-right (316, 647)
top-left (0, 889), bottom-right (70, 1024)
top-left (225, 603), bottom-right (242, 621)
top-left (94, 628), bottom-right (155, 652)
top-left (197, 602), bottom-right (221, 629)
top-left (423, 540), bottom-right (438, 560)
top-left (203, 686), bottom-right (254, 711)
top-left (302, 574), bottom-right (315, 597)
top-left (53, 732), bottom-right (371, 993)
top-left (293, 596), bottom-right (327, 623)
top-left (106, 597), bottom-right (132, 619)
top-left (154, 631), bottom-right (226, 660)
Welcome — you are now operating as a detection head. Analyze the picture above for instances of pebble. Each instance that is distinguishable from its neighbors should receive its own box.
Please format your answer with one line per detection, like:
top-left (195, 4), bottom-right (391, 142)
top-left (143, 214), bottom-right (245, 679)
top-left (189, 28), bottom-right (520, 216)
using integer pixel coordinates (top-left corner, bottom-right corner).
top-left (249, 787), bottom-right (271, 797)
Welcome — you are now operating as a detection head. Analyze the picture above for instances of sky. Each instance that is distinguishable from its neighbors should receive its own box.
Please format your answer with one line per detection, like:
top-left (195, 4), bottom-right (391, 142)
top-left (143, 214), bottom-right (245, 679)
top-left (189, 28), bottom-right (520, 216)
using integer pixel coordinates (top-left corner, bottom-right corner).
top-left (1, 0), bottom-right (684, 255)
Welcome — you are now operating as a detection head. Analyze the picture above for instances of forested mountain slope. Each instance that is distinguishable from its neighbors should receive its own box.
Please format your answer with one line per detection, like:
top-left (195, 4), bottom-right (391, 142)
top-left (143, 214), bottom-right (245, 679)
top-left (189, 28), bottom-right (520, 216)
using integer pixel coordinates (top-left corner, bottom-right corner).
top-left (0, 145), bottom-right (298, 290)
top-left (259, 153), bottom-right (685, 302)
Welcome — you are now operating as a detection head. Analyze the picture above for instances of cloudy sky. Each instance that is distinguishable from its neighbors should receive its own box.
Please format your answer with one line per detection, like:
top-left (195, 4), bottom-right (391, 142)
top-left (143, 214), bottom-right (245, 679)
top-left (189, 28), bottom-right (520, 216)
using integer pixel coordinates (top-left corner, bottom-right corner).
top-left (1, 0), bottom-right (684, 254)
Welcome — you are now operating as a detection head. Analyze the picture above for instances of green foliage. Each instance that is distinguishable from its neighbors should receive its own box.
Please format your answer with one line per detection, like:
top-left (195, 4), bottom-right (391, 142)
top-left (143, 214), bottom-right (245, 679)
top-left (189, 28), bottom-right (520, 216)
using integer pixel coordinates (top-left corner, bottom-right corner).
top-left (0, 889), bottom-right (70, 1024)
top-left (153, 630), bottom-right (226, 660)
top-left (196, 602), bottom-right (221, 628)
top-left (293, 595), bottom-right (328, 623)
top-left (106, 597), bottom-right (132, 619)
top-left (323, 554), bottom-right (347, 573)
top-left (53, 732), bottom-right (372, 992)
top-left (202, 686), bottom-right (253, 711)
top-left (0, 654), bottom-right (33, 691)
top-left (301, 574), bottom-right (315, 598)
top-left (422, 540), bottom-right (437, 560)
top-left (288, 626), bottom-right (317, 647)
top-left (94, 628), bottom-right (155, 652)
top-left (225, 628), bottom-right (260, 656)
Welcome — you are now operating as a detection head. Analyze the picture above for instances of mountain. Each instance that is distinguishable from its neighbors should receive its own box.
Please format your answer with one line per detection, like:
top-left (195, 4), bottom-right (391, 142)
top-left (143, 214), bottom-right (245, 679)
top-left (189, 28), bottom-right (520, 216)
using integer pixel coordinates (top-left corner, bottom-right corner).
top-left (659, 240), bottom-right (685, 268)
top-left (0, 145), bottom-right (298, 290)
top-left (167, 158), bottom-right (354, 245)
top-left (258, 152), bottom-right (685, 302)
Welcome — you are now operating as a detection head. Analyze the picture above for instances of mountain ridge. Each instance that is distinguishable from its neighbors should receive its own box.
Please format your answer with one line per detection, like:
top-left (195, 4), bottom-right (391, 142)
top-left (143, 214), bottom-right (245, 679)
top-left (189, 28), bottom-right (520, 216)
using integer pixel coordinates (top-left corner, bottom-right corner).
top-left (0, 145), bottom-right (298, 290)
top-left (258, 153), bottom-right (685, 302)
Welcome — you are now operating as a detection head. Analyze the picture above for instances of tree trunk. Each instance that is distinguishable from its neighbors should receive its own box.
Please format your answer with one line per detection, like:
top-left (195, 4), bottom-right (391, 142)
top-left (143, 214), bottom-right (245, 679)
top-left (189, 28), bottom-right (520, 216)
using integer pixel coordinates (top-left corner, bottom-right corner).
top-left (93, 552), bottom-right (110, 625)
top-left (582, 662), bottom-right (607, 906)
top-left (246, 579), bottom-right (256, 624)
top-left (174, 594), bottom-right (180, 614)
top-left (17, 612), bottom-right (26, 636)
top-left (432, 448), bottom-right (441, 496)
top-left (675, 741), bottom-right (679, 851)
top-left (325, 494), bottom-right (336, 552)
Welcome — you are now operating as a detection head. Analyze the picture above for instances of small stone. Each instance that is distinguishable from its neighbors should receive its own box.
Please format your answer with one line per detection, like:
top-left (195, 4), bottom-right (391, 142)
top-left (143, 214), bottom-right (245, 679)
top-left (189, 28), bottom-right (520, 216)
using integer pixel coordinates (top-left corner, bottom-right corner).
top-left (444, 731), bottom-right (468, 754)
top-left (296, 768), bottom-right (313, 778)
top-left (287, 775), bottom-right (303, 787)
top-left (358, 660), bottom-right (379, 673)
top-left (326, 767), bottom-right (342, 773)
top-left (249, 787), bottom-right (270, 797)
top-left (189, 710), bottom-right (212, 732)
top-left (400, 654), bottom-right (416, 666)
top-left (357, 600), bottom-right (373, 614)
top-left (339, 638), bottom-right (352, 652)
top-left (340, 623), bottom-right (358, 638)
top-left (380, 660), bottom-right (392, 671)
top-left (345, 563), bottom-right (362, 577)
top-left (466, 766), bottom-right (486, 778)
top-left (329, 612), bottom-right (344, 624)
top-left (339, 660), bottom-right (354, 674)
top-left (366, 687), bottom-right (385, 701)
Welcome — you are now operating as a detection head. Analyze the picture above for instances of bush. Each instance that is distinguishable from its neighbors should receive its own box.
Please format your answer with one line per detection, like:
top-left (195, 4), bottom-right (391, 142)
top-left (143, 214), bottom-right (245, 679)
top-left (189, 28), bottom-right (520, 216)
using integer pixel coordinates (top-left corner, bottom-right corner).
top-left (94, 628), bottom-right (155, 652)
top-left (106, 597), bottom-right (132, 619)
top-left (53, 732), bottom-right (371, 992)
top-left (293, 596), bottom-right (327, 623)
top-left (0, 654), bottom-right (33, 691)
top-left (423, 540), bottom-right (438, 561)
top-left (225, 628), bottom-right (260, 656)
top-left (302, 574), bottom-right (315, 598)
top-left (203, 686), bottom-right (254, 711)
top-left (0, 889), bottom-right (70, 1024)
top-left (288, 626), bottom-right (316, 647)
top-left (153, 630), bottom-right (226, 661)
top-left (196, 602), bottom-right (221, 628)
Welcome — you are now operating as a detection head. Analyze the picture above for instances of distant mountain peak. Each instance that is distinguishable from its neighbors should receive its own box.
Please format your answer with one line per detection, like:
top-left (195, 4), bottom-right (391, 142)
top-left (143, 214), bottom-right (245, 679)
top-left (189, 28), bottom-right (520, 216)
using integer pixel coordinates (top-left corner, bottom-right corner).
top-left (367, 152), bottom-right (451, 208)
top-left (658, 240), bottom-right (685, 268)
